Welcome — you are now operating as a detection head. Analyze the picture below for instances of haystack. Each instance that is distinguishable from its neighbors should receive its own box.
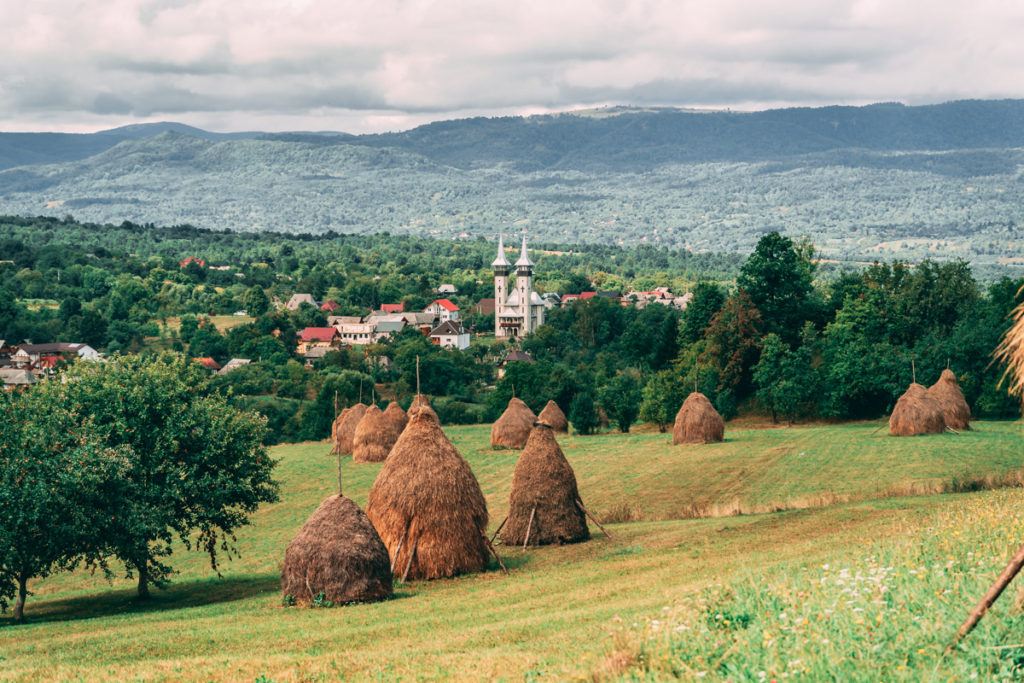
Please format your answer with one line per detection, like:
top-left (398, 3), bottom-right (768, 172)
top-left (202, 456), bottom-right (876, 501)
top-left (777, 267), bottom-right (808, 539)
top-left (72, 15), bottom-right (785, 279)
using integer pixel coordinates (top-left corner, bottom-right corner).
top-left (383, 401), bottom-right (409, 434)
top-left (537, 400), bottom-right (569, 433)
top-left (889, 382), bottom-right (946, 436)
top-left (353, 404), bottom-right (404, 463)
top-left (491, 397), bottom-right (536, 449)
top-left (408, 394), bottom-right (437, 421)
top-left (672, 392), bottom-right (725, 445)
top-left (501, 423), bottom-right (589, 547)
top-left (366, 413), bottom-right (489, 580)
top-left (333, 403), bottom-right (368, 455)
top-left (281, 495), bottom-right (393, 605)
top-left (929, 369), bottom-right (971, 431)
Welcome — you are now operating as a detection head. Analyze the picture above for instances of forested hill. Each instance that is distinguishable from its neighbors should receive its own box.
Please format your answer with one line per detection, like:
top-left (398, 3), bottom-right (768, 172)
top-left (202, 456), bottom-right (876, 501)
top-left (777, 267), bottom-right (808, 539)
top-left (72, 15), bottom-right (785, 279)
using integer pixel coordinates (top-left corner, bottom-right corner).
top-left (3, 100), bottom-right (1024, 267)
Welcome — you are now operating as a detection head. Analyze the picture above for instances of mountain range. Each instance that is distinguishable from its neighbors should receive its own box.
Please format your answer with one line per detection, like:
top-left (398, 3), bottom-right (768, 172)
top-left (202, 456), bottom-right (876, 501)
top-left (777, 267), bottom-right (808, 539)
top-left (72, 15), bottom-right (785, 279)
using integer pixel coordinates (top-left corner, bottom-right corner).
top-left (2, 100), bottom-right (1024, 267)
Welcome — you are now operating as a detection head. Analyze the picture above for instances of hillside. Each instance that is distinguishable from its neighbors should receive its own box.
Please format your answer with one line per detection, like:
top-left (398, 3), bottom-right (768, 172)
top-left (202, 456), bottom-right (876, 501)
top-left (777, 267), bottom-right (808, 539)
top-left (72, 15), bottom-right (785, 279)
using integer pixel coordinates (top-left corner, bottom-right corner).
top-left (3, 421), bottom-right (1024, 680)
top-left (2, 101), bottom-right (1024, 264)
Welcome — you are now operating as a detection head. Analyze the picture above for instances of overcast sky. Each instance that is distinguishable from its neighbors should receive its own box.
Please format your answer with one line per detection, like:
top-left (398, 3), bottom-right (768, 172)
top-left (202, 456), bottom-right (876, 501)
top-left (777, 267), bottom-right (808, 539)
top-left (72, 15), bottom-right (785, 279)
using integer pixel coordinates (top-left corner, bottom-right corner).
top-left (2, 0), bottom-right (1022, 135)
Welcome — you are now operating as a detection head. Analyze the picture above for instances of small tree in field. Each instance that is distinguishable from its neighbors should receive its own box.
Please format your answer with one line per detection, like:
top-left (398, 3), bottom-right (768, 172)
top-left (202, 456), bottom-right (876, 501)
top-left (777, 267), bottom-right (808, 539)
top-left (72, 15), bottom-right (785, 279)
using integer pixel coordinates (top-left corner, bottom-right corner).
top-left (0, 391), bottom-right (126, 622)
top-left (53, 353), bottom-right (280, 598)
top-left (599, 373), bottom-right (642, 433)
top-left (639, 369), bottom-right (682, 432)
top-left (569, 390), bottom-right (600, 436)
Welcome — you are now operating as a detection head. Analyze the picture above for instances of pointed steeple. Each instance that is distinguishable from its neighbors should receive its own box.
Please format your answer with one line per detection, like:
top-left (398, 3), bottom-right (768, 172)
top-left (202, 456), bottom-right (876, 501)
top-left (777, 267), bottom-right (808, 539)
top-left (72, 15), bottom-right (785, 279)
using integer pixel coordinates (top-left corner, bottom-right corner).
top-left (515, 234), bottom-right (534, 268)
top-left (492, 234), bottom-right (511, 268)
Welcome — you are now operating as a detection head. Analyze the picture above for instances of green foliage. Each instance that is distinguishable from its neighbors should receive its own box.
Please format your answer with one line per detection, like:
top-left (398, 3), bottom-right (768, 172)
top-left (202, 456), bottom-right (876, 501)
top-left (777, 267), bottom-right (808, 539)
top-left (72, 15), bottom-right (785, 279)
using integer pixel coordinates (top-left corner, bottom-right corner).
top-left (752, 332), bottom-right (819, 423)
top-left (50, 353), bottom-right (280, 597)
top-left (568, 390), bottom-right (600, 436)
top-left (737, 231), bottom-right (821, 344)
top-left (638, 368), bottom-right (684, 432)
top-left (598, 373), bottom-right (642, 433)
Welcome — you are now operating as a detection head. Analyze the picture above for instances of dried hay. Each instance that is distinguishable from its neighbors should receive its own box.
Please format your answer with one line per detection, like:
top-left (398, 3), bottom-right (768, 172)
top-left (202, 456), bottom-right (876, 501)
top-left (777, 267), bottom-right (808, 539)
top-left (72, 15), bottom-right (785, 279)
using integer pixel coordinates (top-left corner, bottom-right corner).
top-left (537, 400), bottom-right (569, 433)
top-left (501, 424), bottom-right (589, 546)
top-left (996, 298), bottom-right (1024, 398)
top-left (929, 369), bottom-right (971, 430)
top-left (333, 403), bottom-right (367, 455)
top-left (889, 382), bottom-right (946, 436)
top-left (366, 413), bottom-right (489, 580)
top-left (353, 404), bottom-right (404, 463)
top-left (281, 495), bottom-right (392, 605)
top-left (491, 397), bottom-right (536, 449)
top-left (672, 392), bottom-right (725, 444)
top-left (383, 401), bottom-right (409, 433)
top-left (408, 394), bottom-right (438, 422)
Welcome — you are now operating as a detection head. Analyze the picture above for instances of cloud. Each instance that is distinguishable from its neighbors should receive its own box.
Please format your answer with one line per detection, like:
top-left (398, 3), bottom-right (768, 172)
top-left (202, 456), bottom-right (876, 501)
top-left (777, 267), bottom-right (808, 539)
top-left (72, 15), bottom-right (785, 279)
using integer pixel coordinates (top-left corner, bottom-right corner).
top-left (0, 0), bottom-right (1022, 133)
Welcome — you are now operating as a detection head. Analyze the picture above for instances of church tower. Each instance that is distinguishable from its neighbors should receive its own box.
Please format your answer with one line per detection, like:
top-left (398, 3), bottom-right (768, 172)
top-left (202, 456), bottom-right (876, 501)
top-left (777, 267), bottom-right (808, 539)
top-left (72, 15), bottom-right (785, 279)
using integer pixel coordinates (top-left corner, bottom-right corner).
top-left (515, 235), bottom-right (534, 333)
top-left (492, 234), bottom-right (511, 337)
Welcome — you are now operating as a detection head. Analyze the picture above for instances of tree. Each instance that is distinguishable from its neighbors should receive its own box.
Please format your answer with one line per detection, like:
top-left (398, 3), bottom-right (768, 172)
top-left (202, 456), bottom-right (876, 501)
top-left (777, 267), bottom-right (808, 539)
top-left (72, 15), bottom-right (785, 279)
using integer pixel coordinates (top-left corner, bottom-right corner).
top-left (737, 231), bottom-right (820, 343)
top-left (51, 353), bottom-right (279, 598)
top-left (244, 286), bottom-right (270, 316)
top-left (599, 373), bottom-right (642, 432)
top-left (639, 368), bottom-right (685, 432)
top-left (679, 282), bottom-right (726, 345)
top-left (569, 390), bottom-right (600, 436)
top-left (700, 292), bottom-right (764, 398)
top-left (753, 333), bottom-right (818, 423)
top-left (0, 390), bottom-right (125, 622)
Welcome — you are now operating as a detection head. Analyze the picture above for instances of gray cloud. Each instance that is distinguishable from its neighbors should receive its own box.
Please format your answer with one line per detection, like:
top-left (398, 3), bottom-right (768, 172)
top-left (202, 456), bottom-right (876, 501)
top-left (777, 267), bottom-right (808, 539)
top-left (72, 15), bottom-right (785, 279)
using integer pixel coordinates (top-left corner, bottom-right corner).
top-left (0, 0), bottom-right (1021, 133)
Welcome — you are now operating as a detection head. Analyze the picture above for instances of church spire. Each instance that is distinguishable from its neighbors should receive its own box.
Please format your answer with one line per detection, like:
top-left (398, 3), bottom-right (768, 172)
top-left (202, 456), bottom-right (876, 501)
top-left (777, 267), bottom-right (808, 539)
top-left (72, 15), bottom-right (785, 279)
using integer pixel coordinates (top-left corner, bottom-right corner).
top-left (492, 234), bottom-right (511, 268)
top-left (515, 234), bottom-right (534, 268)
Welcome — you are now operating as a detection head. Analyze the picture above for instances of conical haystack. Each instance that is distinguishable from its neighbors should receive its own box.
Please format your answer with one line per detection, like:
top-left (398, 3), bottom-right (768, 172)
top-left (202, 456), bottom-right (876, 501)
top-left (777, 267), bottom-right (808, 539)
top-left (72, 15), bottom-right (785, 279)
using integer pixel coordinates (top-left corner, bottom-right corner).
top-left (366, 413), bottom-right (489, 580)
top-left (929, 369), bottom-right (971, 431)
top-left (890, 382), bottom-right (946, 436)
top-left (673, 392), bottom-right (725, 445)
top-left (331, 407), bottom-right (349, 445)
top-left (353, 404), bottom-right (404, 463)
top-left (333, 403), bottom-right (368, 454)
top-left (501, 424), bottom-right (589, 547)
top-left (281, 495), bottom-right (393, 605)
top-left (491, 397), bottom-right (536, 449)
top-left (408, 394), bottom-right (437, 422)
top-left (537, 400), bottom-right (569, 433)
top-left (383, 401), bottom-right (409, 434)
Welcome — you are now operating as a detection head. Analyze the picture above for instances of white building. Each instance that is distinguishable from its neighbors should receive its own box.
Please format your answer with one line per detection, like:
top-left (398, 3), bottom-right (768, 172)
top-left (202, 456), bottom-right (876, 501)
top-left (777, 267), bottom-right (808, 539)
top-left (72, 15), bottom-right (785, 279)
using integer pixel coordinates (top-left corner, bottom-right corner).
top-left (425, 299), bottom-right (460, 324)
top-left (494, 235), bottom-right (545, 339)
top-left (430, 320), bottom-right (471, 350)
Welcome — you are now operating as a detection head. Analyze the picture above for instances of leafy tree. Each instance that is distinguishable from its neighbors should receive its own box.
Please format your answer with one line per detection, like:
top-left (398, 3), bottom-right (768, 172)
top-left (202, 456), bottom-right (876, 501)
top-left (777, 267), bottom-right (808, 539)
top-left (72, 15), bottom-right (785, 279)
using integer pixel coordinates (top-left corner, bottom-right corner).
top-left (753, 333), bottom-right (818, 423)
top-left (679, 282), bottom-right (726, 345)
top-left (598, 373), bottom-right (642, 432)
top-left (568, 390), bottom-right (600, 436)
top-left (737, 231), bottom-right (820, 343)
top-left (244, 286), bottom-right (270, 316)
top-left (700, 292), bottom-right (764, 398)
top-left (639, 367), bottom-right (686, 432)
top-left (0, 390), bottom-right (125, 622)
top-left (51, 353), bottom-right (279, 598)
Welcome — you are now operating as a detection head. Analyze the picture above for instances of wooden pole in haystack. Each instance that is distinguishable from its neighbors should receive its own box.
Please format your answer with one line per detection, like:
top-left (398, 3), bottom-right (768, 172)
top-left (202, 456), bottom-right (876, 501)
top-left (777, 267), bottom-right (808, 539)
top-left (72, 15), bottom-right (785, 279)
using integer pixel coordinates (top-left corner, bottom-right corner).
top-left (482, 531), bottom-right (509, 575)
top-left (949, 543), bottom-right (1024, 650)
top-left (401, 536), bottom-right (419, 583)
top-left (523, 505), bottom-right (537, 549)
top-left (417, 355), bottom-right (421, 396)
top-left (576, 499), bottom-right (612, 539)
top-left (391, 519), bottom-right (411, 573)
top-left (912, 359), bottom-right (917, 384)
top-left (490, 515), bottom-right (508, 543)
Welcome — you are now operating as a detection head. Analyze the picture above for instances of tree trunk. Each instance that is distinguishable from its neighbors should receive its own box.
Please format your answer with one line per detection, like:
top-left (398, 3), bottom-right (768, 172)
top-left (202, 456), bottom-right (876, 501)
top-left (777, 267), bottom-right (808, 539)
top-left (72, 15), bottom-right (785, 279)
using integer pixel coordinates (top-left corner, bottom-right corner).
top-left (13, 572), bottom-right (27, 623)
top-left (136, 558), bottom-right (150, 599)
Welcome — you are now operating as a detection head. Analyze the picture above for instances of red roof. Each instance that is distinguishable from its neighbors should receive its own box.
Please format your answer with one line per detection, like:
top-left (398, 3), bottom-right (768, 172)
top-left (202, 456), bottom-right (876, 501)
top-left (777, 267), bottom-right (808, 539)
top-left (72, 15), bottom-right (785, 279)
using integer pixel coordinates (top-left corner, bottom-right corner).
top-left (430, 298), bottom-right (459, 312)
top-left (298, 327), bottom-right (339, 342)
top-left (579, 292), bottom-right (597, 300)
top-left (179, 256), bottom-right (205, 268)
top-left (194, 357), bottom-right (222, 370)
top-left (320, 301), bottom-right (340, 312)
top-left (381, 303), bottom-right (405, 313)
top-left (561, 294), bottom-right (579, 302)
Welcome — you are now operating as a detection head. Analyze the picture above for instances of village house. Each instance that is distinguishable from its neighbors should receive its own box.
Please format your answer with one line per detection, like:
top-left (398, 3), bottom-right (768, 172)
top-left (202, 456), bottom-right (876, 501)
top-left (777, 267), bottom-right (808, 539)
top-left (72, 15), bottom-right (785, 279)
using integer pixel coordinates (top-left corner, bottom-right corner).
top-left (338, 323), bottom-right (376, 346)
top-left (425, 299), bottom-right (460, 325)
top-left (498, 349), bottom-right (534, 379)
top-left (429, 320), bottom-right (471, 351)
top-left (1, 367), bottom-right (37, 391)
top-left (435, 284), bottom-right (458, 295)
top-left (194, 357), bottom-right (222, 372)
top-left (285, 293), bottom-right (317, 311)
top-left (218, 358), bottom-right (251, 375)
top-left (11, 343), bottom-right (100, 375)
top-left (380, 303), bottom-right (405, 313)
top-left (296, 327), bottom-right (341, 354)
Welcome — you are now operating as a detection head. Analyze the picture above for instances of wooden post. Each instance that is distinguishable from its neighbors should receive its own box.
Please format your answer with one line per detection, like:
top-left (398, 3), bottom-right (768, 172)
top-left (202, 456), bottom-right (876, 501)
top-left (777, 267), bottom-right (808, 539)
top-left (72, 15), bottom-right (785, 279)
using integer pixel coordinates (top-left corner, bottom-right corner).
top-left (482, 531), bottom-right (509, 575)
top-left (576, 499), bottom-right (613, 539)
top-left (391, 519), bottom-right (411, 573)
top-left (416, 355), bottom-right (421, 396)
top-left (523, 505), bottom-right (537, 549)
top-left (401, 536), bottom-right (419, 583)
top-left (336, 447), bottom-right (342, 497)
top-left (490, 515), bottom-right (508, 543)
top-left (949, 542), bottom-right (1024, 650)
top-left (912, 359), bottom-right (916, 384)
top-left (359, 379), bottom-right (363, 404)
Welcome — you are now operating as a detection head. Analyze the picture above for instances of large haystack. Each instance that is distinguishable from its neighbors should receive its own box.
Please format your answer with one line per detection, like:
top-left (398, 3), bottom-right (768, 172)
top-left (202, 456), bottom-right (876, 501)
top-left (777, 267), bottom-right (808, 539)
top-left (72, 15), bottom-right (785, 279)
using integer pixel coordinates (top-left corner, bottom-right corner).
top-left (353, 404), bottom-right (404, 463)
top-left (672, 392), bottom-right (725, 445)
top-left (929, 369), bottom-right (971, 431)
top-left (537, 400), bottom-right (569, 433)
top-left (408, 394), bottom-right (437, 422)
top-left (383, 401), bottom-right (409, 434)
top-left (501, 424), bottom-right (589, 547)
top-left (889, 383), bottom-right (946, 436)
top-left (491, 397), bottom-right (536, 449)
top-left (366, 413), bottom-right (489, 580)
top-left (281, 495), bottom-right (393, 605)
top-left (333, 403), bottom-right (368, 455)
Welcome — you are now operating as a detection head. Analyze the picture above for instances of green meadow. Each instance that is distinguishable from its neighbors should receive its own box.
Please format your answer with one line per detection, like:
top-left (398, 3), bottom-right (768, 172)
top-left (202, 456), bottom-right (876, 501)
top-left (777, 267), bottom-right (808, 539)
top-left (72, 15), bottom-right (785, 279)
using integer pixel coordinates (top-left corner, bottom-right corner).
top-left (1, 421), bottom-right (1023, 681)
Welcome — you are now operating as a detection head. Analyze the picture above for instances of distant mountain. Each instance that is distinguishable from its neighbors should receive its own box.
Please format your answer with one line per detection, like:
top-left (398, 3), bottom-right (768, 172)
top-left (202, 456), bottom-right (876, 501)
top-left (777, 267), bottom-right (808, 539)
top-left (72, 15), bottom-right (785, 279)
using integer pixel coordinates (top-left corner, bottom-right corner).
top-left (2, 100), bottom-right (1024, 267)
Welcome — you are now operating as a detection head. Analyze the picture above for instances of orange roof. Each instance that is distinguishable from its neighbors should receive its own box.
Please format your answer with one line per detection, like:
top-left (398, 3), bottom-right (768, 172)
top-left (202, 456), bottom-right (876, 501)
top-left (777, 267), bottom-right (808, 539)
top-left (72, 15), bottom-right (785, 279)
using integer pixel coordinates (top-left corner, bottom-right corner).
top-left (298, 327), bottom-right (339, 342)
top-left (430, 298), bottom-right (459, 312)
top-left (194, 357), bottom-right (221, 370)
top-left (381, 303), bottom-right (405, 313)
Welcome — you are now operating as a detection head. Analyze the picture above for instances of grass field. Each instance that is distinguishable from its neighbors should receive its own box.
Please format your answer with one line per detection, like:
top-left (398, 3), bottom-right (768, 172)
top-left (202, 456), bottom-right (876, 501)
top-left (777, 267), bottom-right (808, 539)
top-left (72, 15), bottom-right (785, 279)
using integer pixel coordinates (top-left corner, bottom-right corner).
top-left (160, 315), bottom-right (255, 334)
top-left (1, 421), bottom-right (1023, 681)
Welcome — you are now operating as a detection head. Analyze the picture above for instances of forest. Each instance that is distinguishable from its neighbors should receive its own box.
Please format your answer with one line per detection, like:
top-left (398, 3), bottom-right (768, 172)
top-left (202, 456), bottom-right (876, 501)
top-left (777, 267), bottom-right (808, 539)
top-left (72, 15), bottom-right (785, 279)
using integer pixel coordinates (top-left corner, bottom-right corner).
top-left (1, 214), bottom-right (1021, 444)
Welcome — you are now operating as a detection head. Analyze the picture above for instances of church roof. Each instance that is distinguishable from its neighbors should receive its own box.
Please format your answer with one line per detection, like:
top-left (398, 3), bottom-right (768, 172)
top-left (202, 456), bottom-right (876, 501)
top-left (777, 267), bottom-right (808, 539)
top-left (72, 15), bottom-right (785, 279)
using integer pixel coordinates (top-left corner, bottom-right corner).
top-left (515, 235), bottom-right (534, 267)
top-left (491, 234), bottom-right (511, 268)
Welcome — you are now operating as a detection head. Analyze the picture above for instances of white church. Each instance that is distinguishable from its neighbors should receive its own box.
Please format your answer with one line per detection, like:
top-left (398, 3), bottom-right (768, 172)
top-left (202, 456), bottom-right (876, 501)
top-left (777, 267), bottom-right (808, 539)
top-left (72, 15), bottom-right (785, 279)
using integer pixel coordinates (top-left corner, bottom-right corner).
top-left (493, 235), bottom-right (546, 339)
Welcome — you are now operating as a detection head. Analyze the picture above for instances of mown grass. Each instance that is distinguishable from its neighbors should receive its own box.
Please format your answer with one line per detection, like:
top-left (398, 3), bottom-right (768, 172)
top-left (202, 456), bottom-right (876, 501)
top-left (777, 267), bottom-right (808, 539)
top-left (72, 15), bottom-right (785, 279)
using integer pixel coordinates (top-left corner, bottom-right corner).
top-left (0, 421), bottom-right (1022, 681)
top-left (159, 315), bottom-right (255, 334)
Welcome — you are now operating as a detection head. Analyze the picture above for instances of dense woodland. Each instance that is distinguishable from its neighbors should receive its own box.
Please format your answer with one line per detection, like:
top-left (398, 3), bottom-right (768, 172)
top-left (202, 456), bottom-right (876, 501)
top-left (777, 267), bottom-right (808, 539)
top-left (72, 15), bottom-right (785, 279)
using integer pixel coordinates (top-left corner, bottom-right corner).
top-left (1, 215), bottom-right (1021, 444)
